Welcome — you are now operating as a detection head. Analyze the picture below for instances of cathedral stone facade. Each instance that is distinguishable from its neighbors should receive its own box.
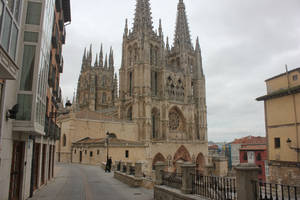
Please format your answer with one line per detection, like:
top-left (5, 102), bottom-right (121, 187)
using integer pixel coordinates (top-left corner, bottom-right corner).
top-left (58, 0), bottom-right (208, 176)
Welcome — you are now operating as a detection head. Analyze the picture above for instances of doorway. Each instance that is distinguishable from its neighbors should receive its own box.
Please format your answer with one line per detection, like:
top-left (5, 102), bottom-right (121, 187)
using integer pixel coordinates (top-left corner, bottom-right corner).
top-left (41, 144), bottom-right (46, 185)
top-left (9, 141), bottom-right (25, 200)
top-left (80, 151), bottom-right (82, 163)
top-left (33, 143), bottom-right (40, 191)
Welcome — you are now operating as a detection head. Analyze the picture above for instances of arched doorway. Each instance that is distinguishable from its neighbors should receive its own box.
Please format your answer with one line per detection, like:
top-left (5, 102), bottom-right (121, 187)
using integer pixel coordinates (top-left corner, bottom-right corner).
top-left (152, 153), bottom-right (166, 170)
top-left (196, 153), bottom-right (205, 175)
top-left (173, 145), bottom-right (192, 164)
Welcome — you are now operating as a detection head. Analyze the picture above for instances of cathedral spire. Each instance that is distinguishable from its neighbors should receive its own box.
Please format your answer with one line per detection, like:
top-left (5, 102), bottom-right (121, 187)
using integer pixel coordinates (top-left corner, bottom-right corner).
top-left (166, 37), bottom-right (170, 51)
top-left (195, 36), bottom-right (200, 52)
top-left (158, 19), bottom-right (162, 37)
top-left (109, 47), bottom-right (114, 68)
top-left (104, 54), bottom-right (108, 68)
top-left (99, 44), bottom-right (103, 67)
top-left (95, 53), bottom-right (98, 66)
top-left (124, 19), bottom-right (128, 37)
top-left (82, 48), bottom-right (87, 61)
top-left (133, 0), bottom-right (153, 33)
top-left (173, 0), bottom-right (192, 50)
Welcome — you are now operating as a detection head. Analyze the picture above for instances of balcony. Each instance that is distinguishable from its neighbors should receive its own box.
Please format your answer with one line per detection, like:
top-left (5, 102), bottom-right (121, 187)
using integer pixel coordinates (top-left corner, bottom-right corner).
top-left (58, 19), bottom-right (64, 31)
top-left (55, 0), bottom-right (62, 12)
top-left (51, 36), bottom-right (58, 49)
top-left (0, 45), bottom-right (19, 80)
top-left (59, 57), bottom-right (63, 73)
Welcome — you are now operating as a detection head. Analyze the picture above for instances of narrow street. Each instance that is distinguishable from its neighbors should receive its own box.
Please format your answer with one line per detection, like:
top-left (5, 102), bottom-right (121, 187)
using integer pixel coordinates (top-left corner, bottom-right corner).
top-left (29, 163), bottom-right (153, 200)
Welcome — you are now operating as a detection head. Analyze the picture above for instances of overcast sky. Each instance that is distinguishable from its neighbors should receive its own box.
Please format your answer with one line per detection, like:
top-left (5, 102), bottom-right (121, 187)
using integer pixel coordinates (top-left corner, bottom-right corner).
top-left (60, 0), bottom-right (300, 142)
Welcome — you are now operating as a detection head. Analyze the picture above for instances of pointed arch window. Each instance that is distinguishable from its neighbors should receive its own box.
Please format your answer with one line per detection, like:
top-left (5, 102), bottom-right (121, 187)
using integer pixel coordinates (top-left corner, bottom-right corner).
top-left (102, 93), bottom-right (106, 104)
top-left (63, 134), bottom-right (66, 146)
top-left (151, 108), bottom-right (160, 139)
top-left (127, 106), bottom-right (133, 121)
top-left (129, 71), bottom-right (133, 96)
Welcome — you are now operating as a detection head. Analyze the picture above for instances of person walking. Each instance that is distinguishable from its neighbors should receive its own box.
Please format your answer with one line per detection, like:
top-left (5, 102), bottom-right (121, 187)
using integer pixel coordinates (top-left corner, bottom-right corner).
top-left (107, 157), bottom-right (112, 172)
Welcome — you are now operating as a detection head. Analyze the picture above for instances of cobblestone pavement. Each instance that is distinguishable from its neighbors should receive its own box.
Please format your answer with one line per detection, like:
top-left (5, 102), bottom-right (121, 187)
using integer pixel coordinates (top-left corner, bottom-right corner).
top-left (28, 163), bottom-right (153, 200)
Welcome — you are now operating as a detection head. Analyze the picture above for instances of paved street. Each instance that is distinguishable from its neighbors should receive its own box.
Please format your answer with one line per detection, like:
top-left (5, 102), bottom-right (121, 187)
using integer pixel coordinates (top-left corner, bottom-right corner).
top-left (29, 163), bottom-right (153, 200)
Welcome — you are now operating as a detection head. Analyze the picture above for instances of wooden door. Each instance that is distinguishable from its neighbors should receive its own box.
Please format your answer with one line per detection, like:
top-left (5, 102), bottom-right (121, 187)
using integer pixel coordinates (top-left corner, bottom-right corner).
top-left (41, 144), bottom-right (46, 185)
top-left (80, 151), bottom-right (82, 163)
top-left (9, 141), bottom-right (24, 200)
top-left (48, 145), bottom-right (52, 179)
top-left (33, 143), bottom-right (40, 191)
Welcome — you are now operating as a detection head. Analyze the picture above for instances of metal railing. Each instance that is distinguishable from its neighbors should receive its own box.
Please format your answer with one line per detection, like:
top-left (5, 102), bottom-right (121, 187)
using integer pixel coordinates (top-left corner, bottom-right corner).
top-left (129, 166), bottom-right (135, 176)
top-left (162, 171), bottom-right (182, 190)
top-left (192, 174), bottom-right (237, 200)
top-left (253, 180), bottom-right (300, 200)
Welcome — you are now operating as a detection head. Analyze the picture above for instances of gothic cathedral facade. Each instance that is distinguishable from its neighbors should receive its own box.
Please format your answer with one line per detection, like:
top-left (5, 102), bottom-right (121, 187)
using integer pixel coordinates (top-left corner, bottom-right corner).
top-left (65, 0), bottom-right (208, 174)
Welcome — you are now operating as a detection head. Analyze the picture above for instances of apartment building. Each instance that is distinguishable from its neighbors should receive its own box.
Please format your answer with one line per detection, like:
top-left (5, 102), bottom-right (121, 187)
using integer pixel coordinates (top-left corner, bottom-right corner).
top-left (0, 0), bottom-right (70, 199)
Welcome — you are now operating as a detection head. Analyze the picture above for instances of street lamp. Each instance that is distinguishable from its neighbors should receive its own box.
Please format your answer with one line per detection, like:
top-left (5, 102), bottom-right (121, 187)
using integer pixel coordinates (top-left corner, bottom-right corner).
top-left (106, 131), bottom-right (110, 161)
top-left (286, 138), bottom-right (300, 153)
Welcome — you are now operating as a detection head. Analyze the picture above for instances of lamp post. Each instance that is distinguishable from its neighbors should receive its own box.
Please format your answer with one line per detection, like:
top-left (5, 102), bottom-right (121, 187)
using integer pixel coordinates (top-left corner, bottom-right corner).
top-left (106, 131), bottom-right (110, 161)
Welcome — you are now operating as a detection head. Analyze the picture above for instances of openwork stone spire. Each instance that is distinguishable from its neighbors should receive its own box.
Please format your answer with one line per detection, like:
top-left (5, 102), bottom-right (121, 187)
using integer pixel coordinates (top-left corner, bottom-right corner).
top-left (133, 0), bottom-right (153, 33)
top-left (173, 0), bottom-right (192, 50)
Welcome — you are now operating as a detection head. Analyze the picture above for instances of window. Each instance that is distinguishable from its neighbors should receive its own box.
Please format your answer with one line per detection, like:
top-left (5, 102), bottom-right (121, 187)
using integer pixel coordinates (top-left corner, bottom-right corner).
top-left (90, 151), bottom-right (93, 157)
top-left (293, 75), bottom-right (298, 81)
top-left (152, 114), bottom-right (156, 138)
top-left (127, 106), bottom-right (132, 121)
top-left (0, 2), bottom-right (3, 29)
top-left (16, 94), bottom-right (32, 120)
top-left (97, 150), bottom-right (100, 155)
top-left (258, 165), bottom-right (262, 175)
top-left (1, 9), bottom-right (12, 51)
top-left (85, 150), bottom-right (87, 154)
top-left (256, 153), bottom-right (261, 161)
top-left (74, 149), bottom-right (76, 154)
top-left (20, 45), bottom-right (36, 91)
top-left (243, 152), bottom-right (248, 161)
top-left (9, 22), bottom-right (18, 59)
top-left (129, 72), bottom-right (132, 96)
top-left (13, 0), bottom-right (21, 22)
top-left (25, 2), bottom-right (42, 25)
top-left (7, 0), bottom-right (14, 12)
top-left (102, 93), bottom-right (106, 104)
top-left (24, 31), bottom-right (39, 43)
top-left (63, 134), bottom-right (66, 146)
top-left (274, 138), bottom-right (280, 149)
top-left (125, 150), bottom-right (129, 158)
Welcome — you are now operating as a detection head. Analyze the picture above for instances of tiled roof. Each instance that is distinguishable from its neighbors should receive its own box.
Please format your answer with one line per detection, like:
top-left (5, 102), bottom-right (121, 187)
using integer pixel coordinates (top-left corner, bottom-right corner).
top-left (231, 136), bottom-right (266, 145)
top-left (240, 144), bottom-right (267, 151)
top-left (73, 137), bottom-right (143, 146)
top-left (208, 145), bottom-right (219, 150)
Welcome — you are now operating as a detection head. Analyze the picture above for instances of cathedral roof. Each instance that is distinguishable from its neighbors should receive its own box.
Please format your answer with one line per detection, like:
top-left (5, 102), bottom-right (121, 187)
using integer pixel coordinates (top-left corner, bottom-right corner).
top-left (73, 137), bottom-right (144, 147)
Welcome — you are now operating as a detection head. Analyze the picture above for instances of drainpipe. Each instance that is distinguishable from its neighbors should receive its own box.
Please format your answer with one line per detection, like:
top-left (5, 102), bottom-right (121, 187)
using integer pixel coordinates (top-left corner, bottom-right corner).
top-left (29, 136), bottom-right (36, 198)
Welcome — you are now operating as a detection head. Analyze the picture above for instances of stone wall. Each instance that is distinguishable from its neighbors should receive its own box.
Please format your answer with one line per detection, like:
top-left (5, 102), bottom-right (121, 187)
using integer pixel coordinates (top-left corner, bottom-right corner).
top-left (154, 186), bottom-right (206, 200)
top-left (114, 171), bottom-right (143, 187)
top-left (268, 163), bottom-right (300, 185)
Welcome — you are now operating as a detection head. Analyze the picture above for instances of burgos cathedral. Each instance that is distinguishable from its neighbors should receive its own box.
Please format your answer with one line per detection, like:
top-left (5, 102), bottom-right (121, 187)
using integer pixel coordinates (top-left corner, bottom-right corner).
top-left (57, 0), bottom-right (208, 177)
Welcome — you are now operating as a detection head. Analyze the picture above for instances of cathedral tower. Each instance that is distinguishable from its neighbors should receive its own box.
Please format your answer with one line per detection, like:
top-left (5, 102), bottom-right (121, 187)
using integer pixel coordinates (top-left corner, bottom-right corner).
top-left (77, 44), bottom-right (118, 111)
top-left (119, 0), bottom-right (207, 142)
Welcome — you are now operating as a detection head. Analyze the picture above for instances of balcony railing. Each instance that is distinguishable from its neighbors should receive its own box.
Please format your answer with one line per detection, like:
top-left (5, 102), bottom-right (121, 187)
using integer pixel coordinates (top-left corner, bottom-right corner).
top-left (191, 174), bottom-right (237, 200)
top-left (162, 171), bottom-right (183, 190)
top-left (253, 180), bottom-right (300, 200)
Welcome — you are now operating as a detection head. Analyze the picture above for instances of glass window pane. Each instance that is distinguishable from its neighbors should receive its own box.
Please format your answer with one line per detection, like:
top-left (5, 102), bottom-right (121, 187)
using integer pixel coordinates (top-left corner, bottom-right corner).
top-left (13, 0), bottom-right (20, 22)
top-left (20, 45), bottom-right (36, 91)
top-left (9, 22), bottom-right (18, 59)
top-left (24, 31), bottom-right (38, 42)
top-left (7, 0), bottom-right (15, 13)
top-left (16, 94), bottom-right (32, 121)
top-left (0, 2), bottom-right (3, 25)
top-left (1, 9), bottom-right (12, 51)
top-left (25, 2), bottom-right (42, 25)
